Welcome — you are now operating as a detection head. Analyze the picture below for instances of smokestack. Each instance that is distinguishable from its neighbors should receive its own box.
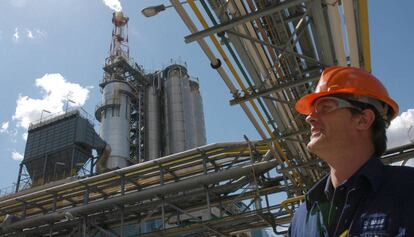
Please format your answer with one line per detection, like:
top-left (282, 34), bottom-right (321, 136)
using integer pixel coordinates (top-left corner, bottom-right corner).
top-left (112, 11), bottom-right (128, 27)
top-left (95, 12), bottom-right (133, 170)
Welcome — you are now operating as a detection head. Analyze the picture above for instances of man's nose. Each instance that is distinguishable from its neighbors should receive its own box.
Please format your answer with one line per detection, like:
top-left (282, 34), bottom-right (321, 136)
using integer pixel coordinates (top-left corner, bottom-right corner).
top-left (305, 111), bottom-right (318, 125)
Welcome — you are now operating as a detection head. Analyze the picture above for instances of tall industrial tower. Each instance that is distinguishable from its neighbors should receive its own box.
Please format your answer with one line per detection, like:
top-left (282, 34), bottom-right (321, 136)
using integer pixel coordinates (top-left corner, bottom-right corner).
top-left (95, 12), bottom-right (146, 170)
top-left (95, 12), bottom-right (206, 172)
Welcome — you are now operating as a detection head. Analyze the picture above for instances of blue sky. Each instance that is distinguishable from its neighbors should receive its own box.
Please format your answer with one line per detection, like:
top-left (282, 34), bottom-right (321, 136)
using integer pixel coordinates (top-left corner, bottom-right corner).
top-left (0, 0), bottom-right (413, 193)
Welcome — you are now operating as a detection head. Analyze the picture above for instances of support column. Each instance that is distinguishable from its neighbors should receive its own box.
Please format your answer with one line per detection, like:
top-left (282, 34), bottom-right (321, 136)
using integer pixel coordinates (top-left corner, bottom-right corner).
top-left (161, 198), bottom-right (166, 230)
top-left (53, 194), bottom-right (57, 211)
top-left (203, 157), bottom-right (212, 219)
top-left (70, 147), bottom-right (75, 176)
top-left (15, 163), bottom-right (23, 193)
top-left (90, 155), bottom-right (95, 176)
top-left (120, 206), bottom-right (125, 237)
top-left (120, 175), bottom-right (125, 195)
top-left (82, 216), bottom-right (88, 237)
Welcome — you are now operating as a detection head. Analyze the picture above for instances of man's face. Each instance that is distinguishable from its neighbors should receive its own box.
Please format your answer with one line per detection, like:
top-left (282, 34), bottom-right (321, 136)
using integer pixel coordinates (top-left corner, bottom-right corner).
top-left (305, 97), bottom-right (360, 157)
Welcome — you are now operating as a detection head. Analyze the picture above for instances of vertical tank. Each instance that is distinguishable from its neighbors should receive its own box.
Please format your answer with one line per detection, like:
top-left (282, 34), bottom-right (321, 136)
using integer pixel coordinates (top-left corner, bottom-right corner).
top-left (189, 79), bottom-right (207, 147)
top-left (99, 80), bottom-right (132, 169)
top-left (96, 12), bottom-right (134, 170)
top-left (163, 64), bottom-right (194, 155)
top-left (144, 73), bottom-right (162, 160)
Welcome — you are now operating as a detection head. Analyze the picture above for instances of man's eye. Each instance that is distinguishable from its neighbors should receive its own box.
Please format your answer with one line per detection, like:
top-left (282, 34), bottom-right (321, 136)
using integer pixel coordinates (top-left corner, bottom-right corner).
top-left (317, 103), bottom-right (335, 113)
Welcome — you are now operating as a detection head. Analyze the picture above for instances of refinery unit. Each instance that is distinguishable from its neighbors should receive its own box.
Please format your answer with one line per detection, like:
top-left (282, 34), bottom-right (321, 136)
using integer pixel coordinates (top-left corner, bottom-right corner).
top-left (1, 1), bottom-right (414, 237)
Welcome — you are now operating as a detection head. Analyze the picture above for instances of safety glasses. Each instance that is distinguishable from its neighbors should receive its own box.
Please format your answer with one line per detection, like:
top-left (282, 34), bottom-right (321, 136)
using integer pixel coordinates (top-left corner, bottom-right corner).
top-left (311, 96), bottom-right (362, 115)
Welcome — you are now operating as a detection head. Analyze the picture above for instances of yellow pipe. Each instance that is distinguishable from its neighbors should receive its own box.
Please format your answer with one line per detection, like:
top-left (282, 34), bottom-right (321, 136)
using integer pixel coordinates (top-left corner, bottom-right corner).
top-left (1, 147), bottom-right (263, 210)
top-left (245, 0), bottom-right (287, 84)
top-left (187, 1), bottom-right (276, 151)
top-left (358, 0), bottom-right (372, 72)
top-left (281, 195), bottom-right (305, 216)
top-left (0, 143), bottom-right (279, 215)
top-left (187, 0), bottom-right (300, 185)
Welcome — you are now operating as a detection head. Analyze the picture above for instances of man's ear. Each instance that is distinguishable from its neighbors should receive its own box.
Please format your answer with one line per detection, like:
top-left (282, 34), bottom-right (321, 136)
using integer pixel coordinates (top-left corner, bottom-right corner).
top-left (355, 109), bottom-right (375, 130)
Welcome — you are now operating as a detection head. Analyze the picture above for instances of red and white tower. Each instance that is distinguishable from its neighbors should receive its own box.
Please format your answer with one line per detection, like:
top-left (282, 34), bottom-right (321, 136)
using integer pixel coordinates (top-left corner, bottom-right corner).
top-left (95, 12), bottom-right (137, 170)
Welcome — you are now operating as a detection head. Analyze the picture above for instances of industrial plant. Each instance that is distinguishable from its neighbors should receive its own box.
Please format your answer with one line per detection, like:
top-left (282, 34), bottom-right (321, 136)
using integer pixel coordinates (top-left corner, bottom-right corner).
top-left (1, 1), bottom-right (414, 236)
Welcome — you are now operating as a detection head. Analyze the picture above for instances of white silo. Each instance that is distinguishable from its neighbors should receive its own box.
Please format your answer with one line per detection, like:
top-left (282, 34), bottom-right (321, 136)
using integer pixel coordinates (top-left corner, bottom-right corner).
top-left (144, 73), bottom-right (162, 160)
top-left (163, 64), bottom-right (195, 155)
top-left (189, 79), bottom-right (207, 147)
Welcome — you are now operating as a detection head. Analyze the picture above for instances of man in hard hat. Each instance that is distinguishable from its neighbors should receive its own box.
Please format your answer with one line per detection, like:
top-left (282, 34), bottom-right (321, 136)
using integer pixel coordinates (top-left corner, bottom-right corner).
top-left (289, 66), bottom-right (414, 236)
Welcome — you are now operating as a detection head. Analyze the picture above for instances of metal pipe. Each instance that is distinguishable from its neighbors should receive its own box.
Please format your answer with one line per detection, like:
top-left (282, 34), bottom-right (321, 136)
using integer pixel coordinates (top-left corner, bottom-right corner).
top-left (15, 164), bottom-right (23, 193)
top-left (0, 142), bottom-right (254, 207)
top-left (184, 0), bottom-right (307, 43)
top-left (186, 0), bottom-right (277, 138)
top-left (226, 0), bottom-right (316, 183)
top-left (226, 30), bottom-right (324, 66)
top-left (326, 0), bottom-right (347, 66)
top-left (308, 0), bottom-right (335, 66)
top-left (185, 0), bottom-right (303, 187)
top-left (343, 0), bottom-right (360, 67)
top-left (0, 160), bottom-right (276, 232)
top-left (229, 76), bottom-right (319, 105)
top-left (358, 0), bottom-right (371, 71)
top-left (96, 143), bottom-right (111, 173)
top-left (169, 1), bottom-right (273, 151)
top-left (1, 144), bottom-right (270, 221)
top-left (225, 0), bottom-right (300, 141)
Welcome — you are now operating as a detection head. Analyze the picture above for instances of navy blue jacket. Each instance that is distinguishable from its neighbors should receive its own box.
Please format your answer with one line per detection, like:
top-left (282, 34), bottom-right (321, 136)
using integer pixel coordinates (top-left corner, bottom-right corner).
top-left (289, 156), bottom-right (414, 237)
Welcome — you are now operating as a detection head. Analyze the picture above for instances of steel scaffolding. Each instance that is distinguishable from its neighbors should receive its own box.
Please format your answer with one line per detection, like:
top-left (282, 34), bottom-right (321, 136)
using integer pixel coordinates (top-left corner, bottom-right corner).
top-left (1, 141), bottom-right (295, 236)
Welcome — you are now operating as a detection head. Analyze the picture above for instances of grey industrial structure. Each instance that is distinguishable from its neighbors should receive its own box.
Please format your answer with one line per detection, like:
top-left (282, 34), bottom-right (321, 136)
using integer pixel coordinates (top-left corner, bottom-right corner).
top-left (1, 1), bottom-right (414, 237)
top-left (96, 12), bottom-right (206, 170)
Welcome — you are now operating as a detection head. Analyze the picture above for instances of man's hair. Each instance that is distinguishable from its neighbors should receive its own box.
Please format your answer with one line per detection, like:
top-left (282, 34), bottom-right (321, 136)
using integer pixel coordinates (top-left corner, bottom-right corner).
top-left (349, 101), bottom-right (388, 156)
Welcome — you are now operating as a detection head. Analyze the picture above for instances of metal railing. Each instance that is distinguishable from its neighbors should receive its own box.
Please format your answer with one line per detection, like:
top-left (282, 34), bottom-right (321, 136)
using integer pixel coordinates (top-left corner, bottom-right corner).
top-left (28, 108), bottom-right (94, 131)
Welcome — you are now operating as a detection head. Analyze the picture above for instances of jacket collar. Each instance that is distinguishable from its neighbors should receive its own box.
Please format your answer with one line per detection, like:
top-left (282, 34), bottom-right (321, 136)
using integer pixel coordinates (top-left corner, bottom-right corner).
top-left (305, 156), bottom-right (385, 211)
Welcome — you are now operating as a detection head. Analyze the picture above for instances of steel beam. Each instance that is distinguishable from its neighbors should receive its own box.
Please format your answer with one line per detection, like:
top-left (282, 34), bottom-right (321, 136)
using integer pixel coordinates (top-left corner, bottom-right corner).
top-left (184, 0), bottom-right (307, 43)
top-left (225, 30), bottom-right (324, 66)
top-left (262, 96), bottom-right (295, 105)
top-left (229, 76), bottom-right (319, 105)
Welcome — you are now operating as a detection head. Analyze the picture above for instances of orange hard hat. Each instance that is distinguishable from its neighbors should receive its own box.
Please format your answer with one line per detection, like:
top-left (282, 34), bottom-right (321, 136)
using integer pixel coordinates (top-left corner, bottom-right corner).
top-left (295, 66), bottom-right (399, 120)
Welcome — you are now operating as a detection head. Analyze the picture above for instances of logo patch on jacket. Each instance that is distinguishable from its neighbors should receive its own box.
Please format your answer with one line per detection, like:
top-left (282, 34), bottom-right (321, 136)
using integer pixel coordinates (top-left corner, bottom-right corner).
top-left (361, 213), bottom-right (388, 232)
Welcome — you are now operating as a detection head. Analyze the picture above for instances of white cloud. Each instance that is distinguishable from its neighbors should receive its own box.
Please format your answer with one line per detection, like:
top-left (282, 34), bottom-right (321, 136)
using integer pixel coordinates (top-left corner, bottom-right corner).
top-left (22, 132), bottom-right (28, 141)
top-left (12, 27), bottom-right (46, 42)
top-left (11, 151), bottom-right (23, 161)
top-left (34, 28), bottom-right (47, 39)
top-left (102, 0), bottom-right (122, 12)
top-left (12, 73), bottom-right (90, 129)
top-left (13, 28), bottom-right (19, 41)
top-left (0, 121), bottom-right (9, 133)
top-left (387, 109), bottom-right (414, 148)
top-left (27, 30), bottom-right (33, 39)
